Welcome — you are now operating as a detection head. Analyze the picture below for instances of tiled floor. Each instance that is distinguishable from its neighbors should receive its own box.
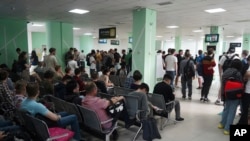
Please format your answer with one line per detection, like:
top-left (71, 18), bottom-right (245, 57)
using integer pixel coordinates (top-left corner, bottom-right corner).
top-left (84, 77), bottom-right (237, 141)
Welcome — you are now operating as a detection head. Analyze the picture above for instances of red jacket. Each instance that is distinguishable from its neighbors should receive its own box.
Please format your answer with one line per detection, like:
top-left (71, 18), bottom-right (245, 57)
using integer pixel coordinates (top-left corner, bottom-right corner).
top-left (202, 55), bottom-right (216, 75)
top-left (73, 76), bottom-right (85, 91)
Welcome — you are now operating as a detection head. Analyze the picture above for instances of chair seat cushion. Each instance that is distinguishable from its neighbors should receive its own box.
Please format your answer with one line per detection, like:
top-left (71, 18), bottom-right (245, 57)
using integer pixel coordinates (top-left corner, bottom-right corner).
top-left (48, 127), bottom-right (74, 141)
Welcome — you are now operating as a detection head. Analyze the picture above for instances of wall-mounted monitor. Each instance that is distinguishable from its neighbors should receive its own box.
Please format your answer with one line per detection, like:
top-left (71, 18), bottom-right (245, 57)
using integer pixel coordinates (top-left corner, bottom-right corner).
top-left (99, 27), bottom-right (116, 39)
top-left (111, 40), bottom-right (119, 45)
top-left (229, 43), bottom-right (241, 48)
top-left (98, 39), bottom-right (107, 44)
top-left (205, 34), bottom-right (219, 43)
top-left (129, 37), bottom-right (132, 43)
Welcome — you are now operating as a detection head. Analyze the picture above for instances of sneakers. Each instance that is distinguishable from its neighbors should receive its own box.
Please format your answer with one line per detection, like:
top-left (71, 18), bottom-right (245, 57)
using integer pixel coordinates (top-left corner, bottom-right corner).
top-left (182, 96), bottom-right (186, 100)
top-left (196, 86), bottom-right (202, 89)
top-left (218, 123), bottom-right (224, 129)
top-left (175, 117), bottom-right (184, 121)
top-left (200, 97), bottom-right (204, 102)
top-left (223, 130), bottom-right (229, 135)
top-left (215, 100), bottom-right (221, 105)
top-left (203, 98), bottom-right (209, 102)
top-left (188, 97), bottom-right (192, 100)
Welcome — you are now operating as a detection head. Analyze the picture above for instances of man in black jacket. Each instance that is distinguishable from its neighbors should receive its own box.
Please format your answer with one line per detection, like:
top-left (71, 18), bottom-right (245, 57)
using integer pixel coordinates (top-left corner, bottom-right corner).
top-left (153, 74), bottom-right (184, 121)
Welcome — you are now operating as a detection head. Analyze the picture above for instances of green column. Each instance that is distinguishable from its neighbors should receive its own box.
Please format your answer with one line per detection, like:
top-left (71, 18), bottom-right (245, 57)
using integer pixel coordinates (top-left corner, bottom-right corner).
top-left (132, 8), bottom-right (157, 92)
top-left (243, 34), bottom-right (250, 50)
top-left (208, 26), bottom-right (223, 55)
top-left (175, 36), bottom-right (181, 51)
top-left (46, 22), bottom-right (73, 68)
top-left (0, 19), bottom-right (28, 67)
top-left (79, 35), bottom-right (94, 54)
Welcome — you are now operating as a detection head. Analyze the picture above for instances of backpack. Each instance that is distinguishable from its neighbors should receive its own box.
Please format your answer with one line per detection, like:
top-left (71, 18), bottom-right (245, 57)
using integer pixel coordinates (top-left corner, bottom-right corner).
top-left (183, 60), bottom-right (195, 80)
top-left (222, 54), bottom-right (237, 72)
top-left (86, 53), bottom-right (91, 66)
top-left (224, 78), bottom-right (244, 100)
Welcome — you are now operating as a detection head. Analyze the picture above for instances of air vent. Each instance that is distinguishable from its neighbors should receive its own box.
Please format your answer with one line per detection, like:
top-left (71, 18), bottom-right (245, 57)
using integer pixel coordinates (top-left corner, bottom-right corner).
top-left (157, 1), bottom-right (173, 6)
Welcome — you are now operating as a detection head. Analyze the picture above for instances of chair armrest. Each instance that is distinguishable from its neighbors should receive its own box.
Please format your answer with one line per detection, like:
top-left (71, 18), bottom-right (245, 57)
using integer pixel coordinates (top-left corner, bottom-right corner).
top-left (101, 118), bottom-right (114, 125)
top-left (136, 110), bottom-right (146, 121)
top-left (47, 133), bottom-right (69, 141)
top-left (165, 101), bottom-right (175, 106)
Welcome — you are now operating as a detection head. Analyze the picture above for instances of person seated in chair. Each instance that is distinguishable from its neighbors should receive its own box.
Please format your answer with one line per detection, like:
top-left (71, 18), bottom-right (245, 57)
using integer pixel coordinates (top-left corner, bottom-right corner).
top-left (39, 70), bottom-right (55, 96)
top-left (73, 68), bottom-right (85, 92)
top-left (82, 82), bottom-right (125, 139)
top-left (91, 71), bottom-right (108, 94)
top-left (130, 70), bottom-right (142, 90)
top-left (13, 80), bottom-right (27, 108)
top-left (153, 74), bottom-right (184, 121)
top-left (54, 75), bottom-right (73, 100)
top-left (65, 80), bottom-right (84, 105)
top-left (20, 82), bottom-right (83, 141)
top-left (99, 67), bottom-right (114, 88)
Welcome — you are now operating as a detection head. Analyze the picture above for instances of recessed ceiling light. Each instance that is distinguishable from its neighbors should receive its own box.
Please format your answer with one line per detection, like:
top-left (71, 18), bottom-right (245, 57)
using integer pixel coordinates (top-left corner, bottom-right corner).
top-left (73, 27), bottom-right (80, 30)
top-left (32, 23), bottom-right (44, 27)
top-left (205, 8), bottom-right (226, 13)
top-left (84, 33), bottom-right (92, 36)
top-left (93, 36), bottom-right (97, 39)
top-left (166, 25), bottom-right (179, 29)
top-left (226, 35), bottom-right (234, 38)
top-left (193, 30), bottom-right (203, 33)
top-left (157, 36), bottom-right (163, 38)
top-left (69, 9), bottom-right (89, 14)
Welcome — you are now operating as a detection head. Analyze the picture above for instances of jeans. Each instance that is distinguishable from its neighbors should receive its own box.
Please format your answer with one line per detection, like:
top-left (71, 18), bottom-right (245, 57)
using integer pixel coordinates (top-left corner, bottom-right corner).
top-left (80, 61), bottom-right (85, 68)
top-left (57, 112), bottom-right (81, 140)
top-left (0, 119), bottom-right (20, 132)
top-left (201, 75), bottom-right (213, 98)
top-left (181, 76), bottom-right (192, 98)
top-left (238, 93), bottom-right (250, 124)
top-left (221, 99), bottom-right (240, 131)
top-left (174, 100), bottom-right (181, 119)
top-left (166, 71), bottom-right (176, 87)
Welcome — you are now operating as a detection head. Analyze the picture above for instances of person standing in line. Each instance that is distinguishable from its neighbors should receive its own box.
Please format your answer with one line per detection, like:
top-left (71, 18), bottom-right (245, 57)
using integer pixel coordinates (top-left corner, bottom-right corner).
top-left (164, 49), bottom-right (177, 88)
top-left (67, 54), bottom-right (79, 75)
top-left (180, 52), bottom-right (195, 100)
top-left (41, 47), bottom-right (47, 62)
top-left (175, 49), bottom-right (184, 88)
top-left (95, 50), bottom-right (102, 72)
top-left (30, 50), bottom-right (39, 74)
top-left (114, 48), bottom-right (121, 71)
top-left (196, 50), bottom-right (204, 89)
top-left (200, 48), bottom-right (216, 102)
top-left (79, 50), bottom-right (86, 68)
top-left (215, 47), bottom-right (239, 105)
top-left (89, 50), bottom-right (96, 75)
top-left (238, 56), bottom-right (250, 125)
top-left (44, 48), bottom-right (58, 72)
top-left (125, 49), bottom-right (132, 73)
top-left (120, 49), bottom-right (126, 67)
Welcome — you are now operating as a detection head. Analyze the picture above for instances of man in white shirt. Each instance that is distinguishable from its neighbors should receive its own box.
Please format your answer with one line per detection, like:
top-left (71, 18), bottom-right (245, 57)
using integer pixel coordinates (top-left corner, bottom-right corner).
top-left (90, 50), bottom-right (96, 75)
top-left (165, 49), bottom-right (178, 87)
top-left (67, 55), bottom-right (79, 74)
top-left (41, 47), bottom-right (47, 62)
top-left (79, 50), bottom-right (86, 68)
top-left (215, 46), bottom-right (239, 105)
top-left (44, 48), bottom-right (58, 72)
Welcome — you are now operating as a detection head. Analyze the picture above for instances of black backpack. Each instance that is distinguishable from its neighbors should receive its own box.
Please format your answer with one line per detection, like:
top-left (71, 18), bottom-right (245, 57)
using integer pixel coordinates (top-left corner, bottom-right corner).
top-left (183, 59), bottom-right (195, 80)
top-left (222, 54), bottom-right (237, 72)
top-left (86, 53), bottom-right (91, 66)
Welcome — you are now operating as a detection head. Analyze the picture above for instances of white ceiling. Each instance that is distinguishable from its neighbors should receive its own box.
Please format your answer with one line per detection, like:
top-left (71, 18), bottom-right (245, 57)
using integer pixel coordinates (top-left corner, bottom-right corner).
top-left (2, 0), bottom-right (250, 40)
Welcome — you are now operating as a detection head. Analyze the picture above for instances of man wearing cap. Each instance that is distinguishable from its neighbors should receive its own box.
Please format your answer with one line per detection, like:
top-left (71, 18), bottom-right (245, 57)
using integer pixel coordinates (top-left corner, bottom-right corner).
top-left (215, 46), bottom-right (240, 105)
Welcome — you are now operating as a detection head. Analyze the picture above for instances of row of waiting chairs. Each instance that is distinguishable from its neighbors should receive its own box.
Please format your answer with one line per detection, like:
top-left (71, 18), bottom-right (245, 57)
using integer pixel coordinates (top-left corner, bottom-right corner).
top-left (44, 95), bottom-right (143, 141)
top-left (109, 75), bottom-right (127, 87)
top-left (110, 86), bottom-right (176, 130)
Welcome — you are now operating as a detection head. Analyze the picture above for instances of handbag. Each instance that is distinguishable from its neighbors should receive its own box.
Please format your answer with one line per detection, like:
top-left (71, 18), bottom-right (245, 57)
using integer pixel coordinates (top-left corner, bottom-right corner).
top-left (106, 101), bottom-right (124, 117)
top-left (142, 117), bottom-right (161, 141)
top-left (48, 127), bottom-right (74, 141)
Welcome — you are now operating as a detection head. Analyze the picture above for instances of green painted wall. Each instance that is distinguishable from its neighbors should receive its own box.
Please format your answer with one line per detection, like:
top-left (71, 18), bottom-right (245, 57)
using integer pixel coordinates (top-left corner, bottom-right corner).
top-left (175, 36), bottom-right (181, 51)
top-left (132, 8), bottom-right (157, 92)
top-left (80, 35), bottom-right (93, 54)
top-left (47, 22), bottom-right (73, 68)
top-left (32, 32), bottom-right (46, 49)
top-left (0, 19), bottom-right (28, 67)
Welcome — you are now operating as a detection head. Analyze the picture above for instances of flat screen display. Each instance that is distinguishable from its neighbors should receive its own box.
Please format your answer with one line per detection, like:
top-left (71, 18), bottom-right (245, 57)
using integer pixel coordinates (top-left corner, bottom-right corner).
top-left (129, 37), bottom-right (132, 43)
top-left (111, 40), bottom-right (119, 45)
top-left (99, 27), bottom-right (116, 39)
top-left (205, 34), bottom-right (219, 43)
top-left (98, 39), bottom-right (107, 44)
